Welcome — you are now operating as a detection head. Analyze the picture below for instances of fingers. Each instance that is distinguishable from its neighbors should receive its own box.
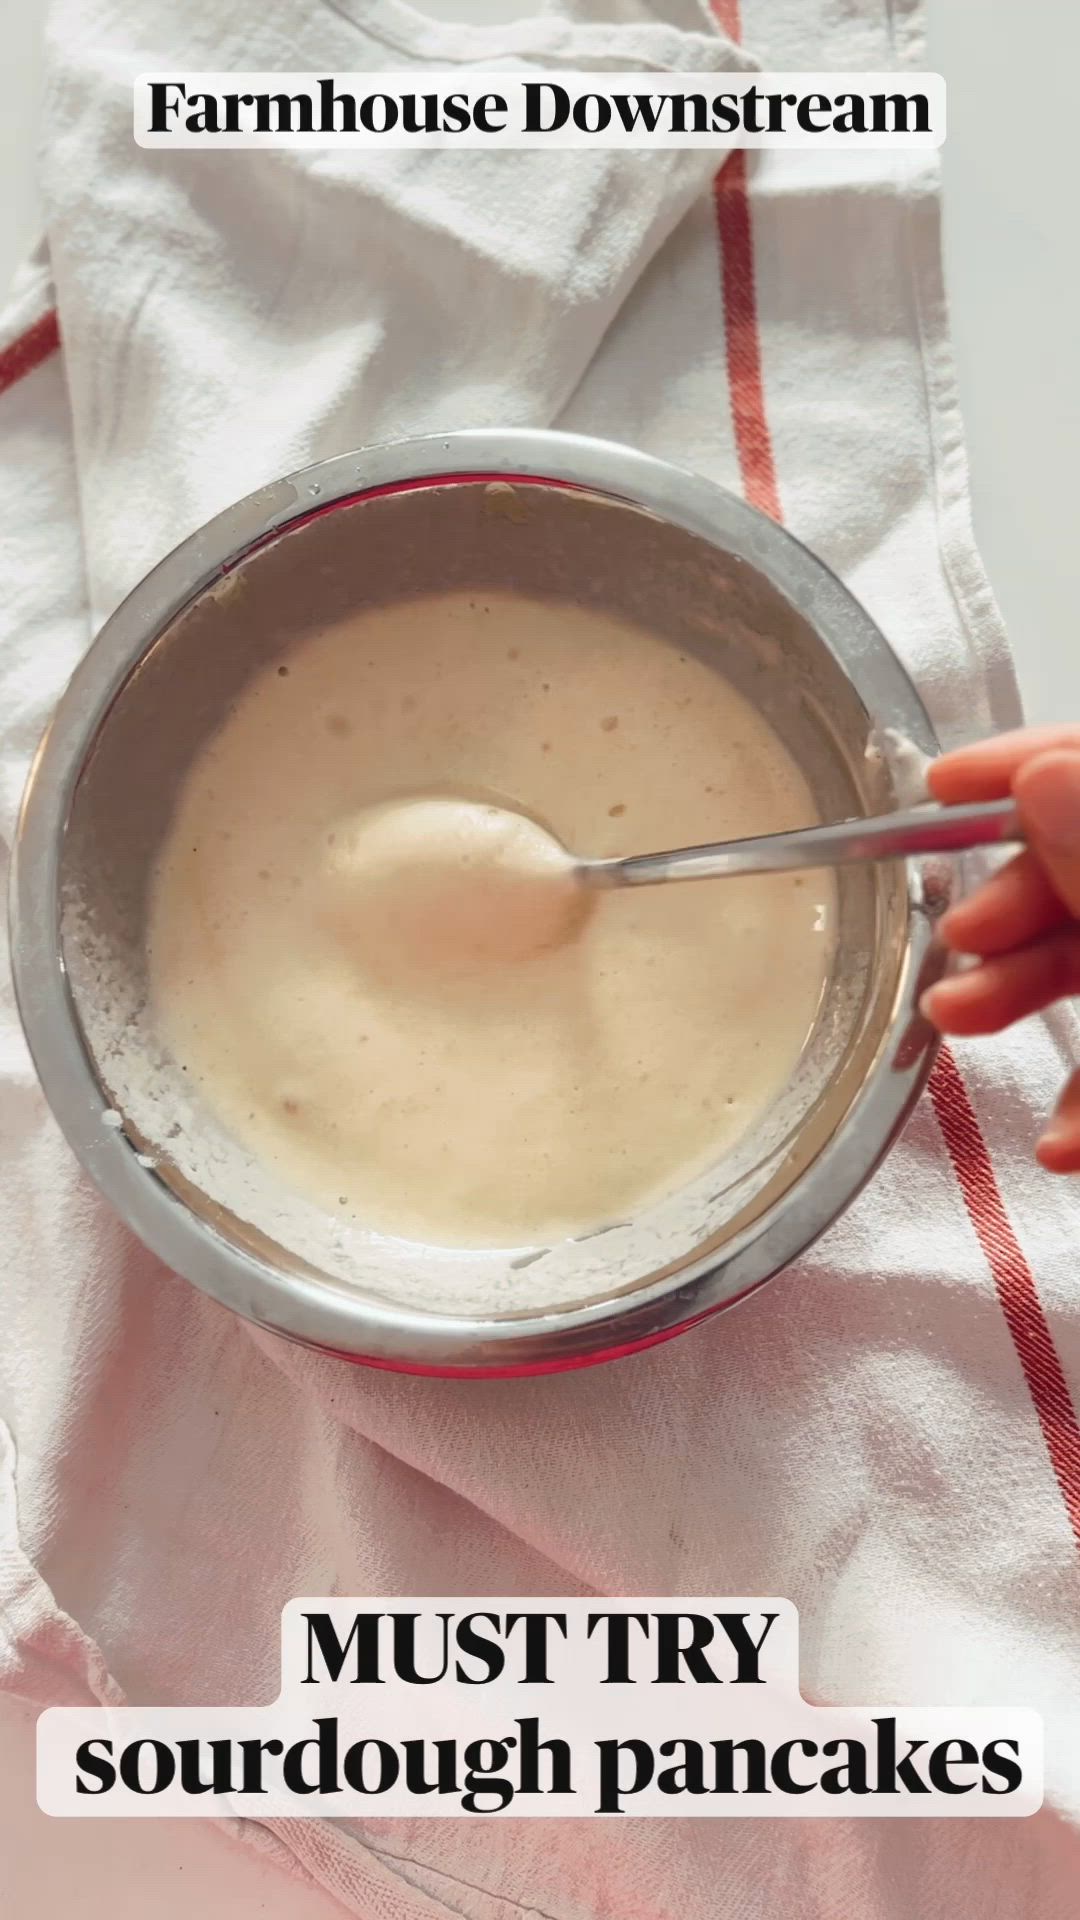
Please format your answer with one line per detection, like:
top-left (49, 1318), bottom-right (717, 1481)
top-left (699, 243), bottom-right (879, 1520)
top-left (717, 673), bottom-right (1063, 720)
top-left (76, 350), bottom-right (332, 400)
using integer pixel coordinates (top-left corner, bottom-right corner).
top-left (1038, 1066), bottom-right (1080, 1175)
top-left (939, 849), bottom-right (1070, 956)
top-left (927, 732), bottom-right (1080, 1168)
top-left (1014, 750), bottom-right (1080, 917)
top-left (928, 726), bottom-right (1080, 804)
top-left (920, 928), bottom-right (1080, 1036)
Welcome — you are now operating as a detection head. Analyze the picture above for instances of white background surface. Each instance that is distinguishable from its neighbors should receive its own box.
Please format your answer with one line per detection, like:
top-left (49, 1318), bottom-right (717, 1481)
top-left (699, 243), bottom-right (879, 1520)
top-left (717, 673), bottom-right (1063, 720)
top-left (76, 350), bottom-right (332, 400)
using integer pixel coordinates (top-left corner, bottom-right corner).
top-left (1, 0), bottom-right (1077, 1911)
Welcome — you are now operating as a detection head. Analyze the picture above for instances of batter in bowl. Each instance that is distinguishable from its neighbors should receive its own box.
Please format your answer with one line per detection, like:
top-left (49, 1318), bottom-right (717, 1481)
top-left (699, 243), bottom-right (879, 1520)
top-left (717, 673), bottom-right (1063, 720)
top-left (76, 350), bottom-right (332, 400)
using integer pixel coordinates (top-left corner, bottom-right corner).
top-left (148, 589), bottom-right (834, 1248)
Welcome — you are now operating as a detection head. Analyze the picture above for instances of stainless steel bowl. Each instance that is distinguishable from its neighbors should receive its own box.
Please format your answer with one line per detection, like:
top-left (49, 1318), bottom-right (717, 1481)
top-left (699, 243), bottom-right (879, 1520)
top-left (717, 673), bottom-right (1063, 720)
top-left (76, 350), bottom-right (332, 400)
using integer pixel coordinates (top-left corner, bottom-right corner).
top-left (9, 430), bottom-right (948, 1375)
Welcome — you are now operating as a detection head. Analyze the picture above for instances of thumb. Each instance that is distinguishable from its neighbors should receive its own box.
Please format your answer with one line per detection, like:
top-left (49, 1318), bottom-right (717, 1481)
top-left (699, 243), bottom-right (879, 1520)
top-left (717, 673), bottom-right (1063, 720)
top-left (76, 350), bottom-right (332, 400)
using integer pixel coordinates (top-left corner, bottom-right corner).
top-left (1014, 750), bottom-right (1080, 917)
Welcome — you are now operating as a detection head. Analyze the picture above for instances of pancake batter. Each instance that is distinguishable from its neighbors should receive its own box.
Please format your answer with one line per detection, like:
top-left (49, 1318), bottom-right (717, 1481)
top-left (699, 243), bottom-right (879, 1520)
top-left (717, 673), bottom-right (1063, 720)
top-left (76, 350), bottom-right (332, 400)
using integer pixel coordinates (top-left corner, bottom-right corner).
top-left (148, 589), bottom-right (833, 1247)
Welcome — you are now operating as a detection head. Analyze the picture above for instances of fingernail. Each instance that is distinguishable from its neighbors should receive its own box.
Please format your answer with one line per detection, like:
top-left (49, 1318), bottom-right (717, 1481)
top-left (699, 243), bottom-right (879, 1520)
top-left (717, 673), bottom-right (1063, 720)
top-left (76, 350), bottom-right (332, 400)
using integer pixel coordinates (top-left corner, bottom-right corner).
top-left (1017, 756), bottom-right (1080, 852)
top-left (936, 909), bottom-right (968, 952)
top-left (919, 987), bottom-right (942, 1023)
top-left (1037, 1131), bottom-right (1066, 1169)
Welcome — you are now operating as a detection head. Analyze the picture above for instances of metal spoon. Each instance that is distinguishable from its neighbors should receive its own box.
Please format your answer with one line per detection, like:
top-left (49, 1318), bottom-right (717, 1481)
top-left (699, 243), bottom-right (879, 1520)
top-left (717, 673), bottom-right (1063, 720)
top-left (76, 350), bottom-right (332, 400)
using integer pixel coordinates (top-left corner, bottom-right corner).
top-left (576, 798), bottom-right (1023, 890)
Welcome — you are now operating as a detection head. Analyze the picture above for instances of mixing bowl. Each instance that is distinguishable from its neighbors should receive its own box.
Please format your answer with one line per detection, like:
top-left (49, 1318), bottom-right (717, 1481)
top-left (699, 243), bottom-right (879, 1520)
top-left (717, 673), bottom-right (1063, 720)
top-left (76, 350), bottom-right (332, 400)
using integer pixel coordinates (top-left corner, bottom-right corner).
top-left (9, 430), bottom-right (949, 1375)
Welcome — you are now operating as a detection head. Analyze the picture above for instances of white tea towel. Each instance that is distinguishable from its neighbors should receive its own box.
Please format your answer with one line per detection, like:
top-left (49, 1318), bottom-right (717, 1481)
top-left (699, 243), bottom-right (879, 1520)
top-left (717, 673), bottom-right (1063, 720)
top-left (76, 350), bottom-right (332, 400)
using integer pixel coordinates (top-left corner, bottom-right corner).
top-left (2, 0), bottom-right (1080, 1916)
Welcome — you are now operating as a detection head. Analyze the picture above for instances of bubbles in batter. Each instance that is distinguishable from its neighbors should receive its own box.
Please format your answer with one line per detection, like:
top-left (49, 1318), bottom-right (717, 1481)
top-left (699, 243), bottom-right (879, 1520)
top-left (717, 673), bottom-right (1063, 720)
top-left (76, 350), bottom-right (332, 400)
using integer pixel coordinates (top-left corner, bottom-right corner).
top-left (147, 589), bottom-right (834, 1249)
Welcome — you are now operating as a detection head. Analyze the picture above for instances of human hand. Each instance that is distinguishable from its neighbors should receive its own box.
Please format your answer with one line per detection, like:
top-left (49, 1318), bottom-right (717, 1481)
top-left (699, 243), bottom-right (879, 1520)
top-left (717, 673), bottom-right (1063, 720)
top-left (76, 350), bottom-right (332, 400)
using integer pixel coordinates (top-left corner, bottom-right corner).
top-left (919, 726), bottom-right (1080, 1173)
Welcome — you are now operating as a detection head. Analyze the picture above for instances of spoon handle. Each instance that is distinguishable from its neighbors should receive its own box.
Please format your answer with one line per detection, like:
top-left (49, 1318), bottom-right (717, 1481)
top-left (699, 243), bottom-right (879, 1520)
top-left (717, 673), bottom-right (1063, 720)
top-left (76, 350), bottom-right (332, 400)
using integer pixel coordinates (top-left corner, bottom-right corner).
top-left (582, 798), bottom-right (1024, 889)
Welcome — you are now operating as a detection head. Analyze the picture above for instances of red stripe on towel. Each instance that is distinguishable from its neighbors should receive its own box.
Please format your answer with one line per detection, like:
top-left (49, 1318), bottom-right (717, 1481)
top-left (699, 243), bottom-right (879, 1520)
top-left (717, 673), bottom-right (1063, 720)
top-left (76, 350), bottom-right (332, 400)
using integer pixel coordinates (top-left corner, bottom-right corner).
top-left (710, 1), bottom-right (782, 517)
top-left (713, 153), bottom-right (783, 523)
top-left (929, 1048), bottom-right (1080, 1545)
top-left (0, 309), bottom-right (61, 397)
top-left (711, 1), bottom-right (1080, 1551)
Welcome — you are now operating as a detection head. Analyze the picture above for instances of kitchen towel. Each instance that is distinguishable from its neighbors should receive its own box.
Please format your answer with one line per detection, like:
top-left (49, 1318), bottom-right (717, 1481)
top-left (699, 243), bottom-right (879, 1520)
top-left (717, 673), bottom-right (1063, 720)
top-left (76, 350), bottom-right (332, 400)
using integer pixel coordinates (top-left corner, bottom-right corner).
top-left (2, 0), bottom-right (1080, 1915)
